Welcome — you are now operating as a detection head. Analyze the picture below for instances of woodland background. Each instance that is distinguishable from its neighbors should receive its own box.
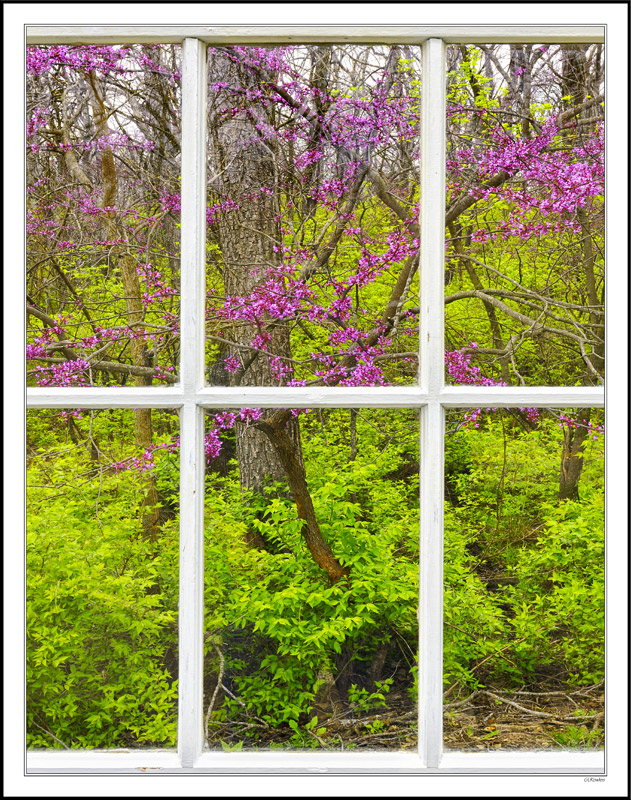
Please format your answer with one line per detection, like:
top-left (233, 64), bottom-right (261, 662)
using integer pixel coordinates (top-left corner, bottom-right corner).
top-left (26, 40), bottom-right (604, 751)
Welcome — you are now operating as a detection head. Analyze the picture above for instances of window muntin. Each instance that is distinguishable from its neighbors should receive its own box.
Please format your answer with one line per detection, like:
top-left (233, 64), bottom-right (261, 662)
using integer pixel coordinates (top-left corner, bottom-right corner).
top-left (24, 26), bottom-right (606, 775)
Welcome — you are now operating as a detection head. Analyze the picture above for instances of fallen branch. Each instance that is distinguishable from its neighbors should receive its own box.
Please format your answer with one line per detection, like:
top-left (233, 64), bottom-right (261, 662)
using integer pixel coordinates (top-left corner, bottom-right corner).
top-left (481, 690), bottom-right (602, 722)
top-left (510, 682), bottom-right (603, 698)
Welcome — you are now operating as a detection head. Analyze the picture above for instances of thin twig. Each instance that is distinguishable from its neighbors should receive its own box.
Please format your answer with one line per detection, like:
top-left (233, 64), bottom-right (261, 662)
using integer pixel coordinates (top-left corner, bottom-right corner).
top-left (444, 691), bottom-right (480, 710)
top-left (32, 720), bottom-right (71, 750)
top-left (220, 684), bottom-right (270, 729)
top-left (307, 728), bottom-right (329, 748)
top-left (204, 645), bottom-right (225, 743)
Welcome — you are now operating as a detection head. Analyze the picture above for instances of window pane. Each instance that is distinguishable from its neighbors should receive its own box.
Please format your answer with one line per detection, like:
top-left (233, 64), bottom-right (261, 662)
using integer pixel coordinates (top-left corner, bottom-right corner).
top-left (26, 45), bottom-right (181, 388)
top-left (27, 408), bottom-right (179, 749)
top-left (205, 45), bottom-right (421, 388)
top-left (443, 407), bottom-right (604, 751)
top-left (445, 44), bottom-right (604, 387)
top-left (203, 408), bottom-right (419, 750)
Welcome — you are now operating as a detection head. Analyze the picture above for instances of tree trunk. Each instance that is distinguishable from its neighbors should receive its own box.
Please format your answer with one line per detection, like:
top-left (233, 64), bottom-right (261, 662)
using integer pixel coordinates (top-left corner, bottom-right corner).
top-left (561, 45), bottom-right (588, 110)
top-left (311, 668), bottom-right (344, 721)
top-left (87, 70), bottom-right (161, 542)
top-left (576, 207), bottom-right (604, 382)
top-left (558, 412), bottom-right (591, 501)
top-left (367, 639), bottom-right (391, 692)
top-left (257, 410), bottom-right (349, 585)
top-left (448, 220), bottom-right (512, 384)
top-left (207, 55), bottom-right (349, 713)
top-left (209, 51), bottom-right (304, 498)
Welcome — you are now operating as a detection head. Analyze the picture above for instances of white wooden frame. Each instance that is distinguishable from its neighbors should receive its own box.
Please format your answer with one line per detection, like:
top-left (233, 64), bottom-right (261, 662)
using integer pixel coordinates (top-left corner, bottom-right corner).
top-left (25, 25), bottom-right (605, 775)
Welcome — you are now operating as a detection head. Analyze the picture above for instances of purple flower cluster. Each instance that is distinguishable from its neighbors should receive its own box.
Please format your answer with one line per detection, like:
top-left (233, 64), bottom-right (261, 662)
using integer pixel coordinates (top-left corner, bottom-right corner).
top-left (112, 435), bottom-right (180, 474)
top-left (27, 43), bottom-right (603, 458)
top-left (198, 408), bottom-right (265, 465)
top-left (446, 345), bottom-right (539, 428)
top-left (447, 114), bottom-right (604, 243)
top-left (558, 413), bottom-right (604, 442)
top-left (27, 44), bottom-right (179, 82)
top-left (32, 359), bottom-right (91, 387)
top-left (136, 263), bottom-right (178, 308)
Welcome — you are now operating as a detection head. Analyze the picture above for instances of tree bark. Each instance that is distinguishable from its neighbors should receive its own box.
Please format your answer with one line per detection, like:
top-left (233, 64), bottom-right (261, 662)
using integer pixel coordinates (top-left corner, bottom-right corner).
top-left (558, 411), bottom-right (591, 501)
top-left (448, 221), bottom-right (511, 384)
top-left (257, 410), bottom-right (349, 585)
top-left (87, 70), bottom-right (161, 542)
top-left (576, 206), bottom-right (604, 380)
top-left (209, 51), bottom-right (304, 499)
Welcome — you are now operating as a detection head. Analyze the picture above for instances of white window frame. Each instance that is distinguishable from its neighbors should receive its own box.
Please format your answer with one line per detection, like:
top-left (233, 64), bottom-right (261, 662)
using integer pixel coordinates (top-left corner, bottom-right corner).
top-left (24, 25), bottom-right (606, 776)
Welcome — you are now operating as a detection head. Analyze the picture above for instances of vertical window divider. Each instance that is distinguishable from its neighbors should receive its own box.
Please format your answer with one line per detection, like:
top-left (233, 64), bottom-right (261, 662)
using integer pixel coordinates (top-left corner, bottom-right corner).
top-left (178, 36), bottom-right (207, 768)
top-left (419, 36), bottom-right (447, 768)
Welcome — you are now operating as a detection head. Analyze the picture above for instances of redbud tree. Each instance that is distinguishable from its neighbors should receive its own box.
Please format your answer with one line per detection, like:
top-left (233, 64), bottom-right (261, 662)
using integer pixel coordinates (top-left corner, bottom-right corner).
top-left (27, 42), bottom-right (604, 549)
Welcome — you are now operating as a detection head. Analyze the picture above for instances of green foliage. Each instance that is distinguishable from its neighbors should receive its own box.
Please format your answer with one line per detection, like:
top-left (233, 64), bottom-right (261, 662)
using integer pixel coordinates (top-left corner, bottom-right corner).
top-left (205, 464), bottom-right (417, 726)
top-left (446, 416), bottom-right (561, 546)
top-left (27, 406), bottom-right (604, 750)
top-left (285, 716), bottom-right (327, 749)
top-left (348, 679), bottom-right (393, 713)
top-left (199, 411), bottom-right (419, 732)
top-left (443, 414), bottom-right (604, 693)
top-left (506, 489), bottom-right (604, 684)
top-left (552, 724), bottom-right (604, 749)
top-left (27, 411), bottom-right (178, 749)
top-left (444, 507), bottom-right (509, 689)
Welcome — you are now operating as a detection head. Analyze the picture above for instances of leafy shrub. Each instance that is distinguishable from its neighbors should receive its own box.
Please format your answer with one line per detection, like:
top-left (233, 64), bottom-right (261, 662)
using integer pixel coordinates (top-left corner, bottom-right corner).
top-left (443, 507), bottom-right (510, 689)
top-left (27, 474), bottom-right (178, 748)
top-left (27, 406), bottom-right (604, 749)
top-left (27, 411), bottom-right (179, 749)
top-left (505, 489), bottom-right (604, 684)
top-left (443, 417), bottom-right (604, 692)
top-left (446, 418), bottom-right (561, 546)
top-left (202, 416), bottom-right (419, 730)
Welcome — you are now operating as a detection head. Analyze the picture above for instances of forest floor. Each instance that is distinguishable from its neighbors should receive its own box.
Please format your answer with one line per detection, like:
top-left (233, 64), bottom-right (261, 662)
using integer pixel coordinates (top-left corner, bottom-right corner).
top-left (207, 679), bottom-right (604, 751)
top-left (443, 681), bottom-right (604, 751)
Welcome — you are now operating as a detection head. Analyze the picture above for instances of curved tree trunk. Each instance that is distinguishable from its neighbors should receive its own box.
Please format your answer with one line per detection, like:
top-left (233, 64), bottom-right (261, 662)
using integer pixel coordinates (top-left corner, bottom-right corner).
top-left (257, 410), bottom-right (349, 586)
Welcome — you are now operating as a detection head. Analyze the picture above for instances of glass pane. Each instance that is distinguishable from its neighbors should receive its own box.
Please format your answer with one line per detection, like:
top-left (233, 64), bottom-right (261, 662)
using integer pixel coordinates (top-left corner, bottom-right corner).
top-left (27, 408), bottom-right (179, 749)
top-left (443, 407), bottom-right (604, 751)
top-left (26, 45), bottom-right (181, 387)
top-left (203, 408), bottom-right (419, 750)
top-left (205, 45), bottom-right (421, 388)
top-left (445, 44), bottom-right (604, 386)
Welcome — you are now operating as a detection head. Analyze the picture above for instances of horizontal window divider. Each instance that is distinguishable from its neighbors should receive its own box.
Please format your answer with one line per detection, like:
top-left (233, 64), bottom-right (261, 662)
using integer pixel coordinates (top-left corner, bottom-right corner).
top-left (195, 386), bottom-right (429, 408)
top-left (26, 384), bottom-right (605, 410)
top-left (26, 749), bottom-right (604, 775)
top-left (25, 386), bottom-right (188, 409)
top-left (440, 385), bottom-right (605, 408)
top-left (26, 25), bottom-right (604, 45)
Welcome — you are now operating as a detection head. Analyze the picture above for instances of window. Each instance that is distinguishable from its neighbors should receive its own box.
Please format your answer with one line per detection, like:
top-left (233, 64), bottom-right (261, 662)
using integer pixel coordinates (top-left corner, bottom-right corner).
top-left (13, 16), bottom-right (626, 790)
